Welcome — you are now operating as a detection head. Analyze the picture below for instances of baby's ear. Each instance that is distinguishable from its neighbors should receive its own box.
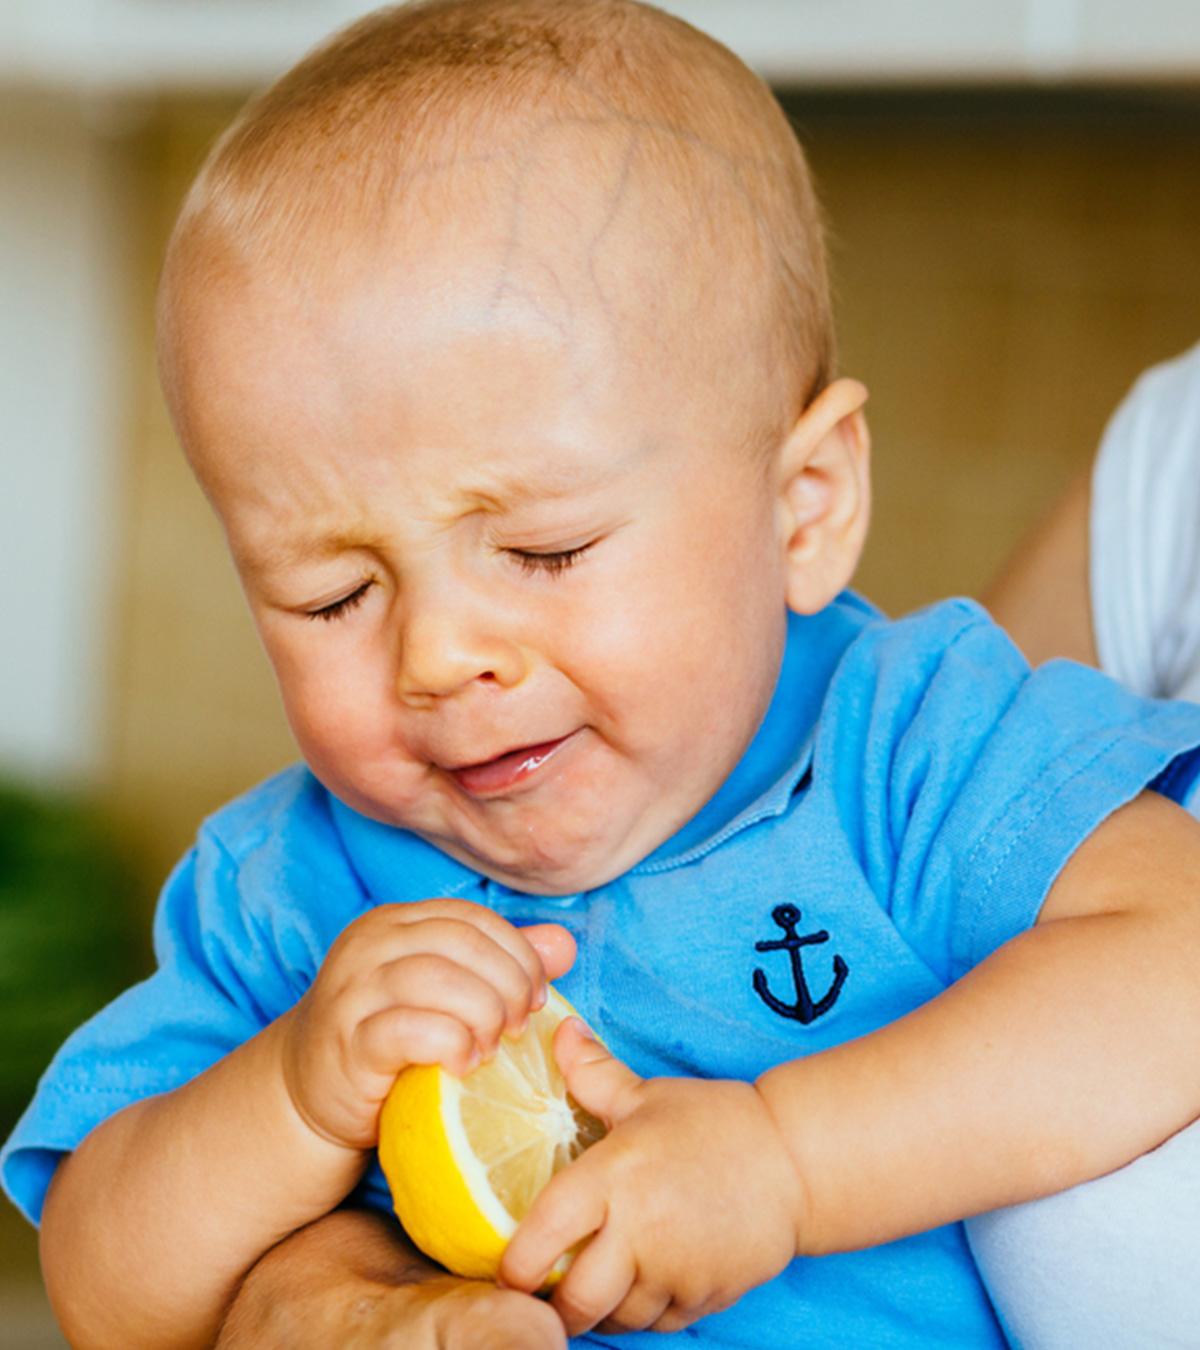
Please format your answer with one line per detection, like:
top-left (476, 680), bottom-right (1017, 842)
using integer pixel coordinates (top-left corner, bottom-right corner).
top-left (776, 378), bottom-right (871, 615)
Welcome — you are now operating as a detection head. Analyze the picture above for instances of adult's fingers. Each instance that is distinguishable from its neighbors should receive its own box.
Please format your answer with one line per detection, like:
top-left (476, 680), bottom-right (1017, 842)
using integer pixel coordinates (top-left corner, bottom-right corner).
top-left (440, 1286), bottom-right (567, 1350)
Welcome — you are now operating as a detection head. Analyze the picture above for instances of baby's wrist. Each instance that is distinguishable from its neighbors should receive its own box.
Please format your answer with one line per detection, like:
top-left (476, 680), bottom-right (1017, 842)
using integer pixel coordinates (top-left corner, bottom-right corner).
top-left (262, 1011), bottom-right (370, 1180)
top-left (752, 1065), bottom-right (826, 1258)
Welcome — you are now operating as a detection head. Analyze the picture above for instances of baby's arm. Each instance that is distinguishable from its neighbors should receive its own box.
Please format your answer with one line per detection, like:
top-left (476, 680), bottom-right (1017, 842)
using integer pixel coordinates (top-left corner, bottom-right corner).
top-left (39, 901), bottom-right (573, 1350)
top-left (216, 1208), bottom-right (566, 1350)
top-left (502, 790), bottom-right (1200, 1334)
top-left (759, 789), bottom-right (1200, 1245)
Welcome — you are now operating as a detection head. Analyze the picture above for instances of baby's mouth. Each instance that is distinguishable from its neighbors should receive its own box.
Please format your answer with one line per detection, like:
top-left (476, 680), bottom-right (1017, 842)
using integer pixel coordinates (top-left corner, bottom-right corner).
top-left (446, 733), bottom-right (575, 796)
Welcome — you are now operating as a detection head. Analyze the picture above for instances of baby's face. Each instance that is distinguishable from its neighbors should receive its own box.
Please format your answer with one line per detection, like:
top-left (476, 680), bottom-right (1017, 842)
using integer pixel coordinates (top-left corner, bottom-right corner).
top-left (169, 132), bottom-right (796, 893)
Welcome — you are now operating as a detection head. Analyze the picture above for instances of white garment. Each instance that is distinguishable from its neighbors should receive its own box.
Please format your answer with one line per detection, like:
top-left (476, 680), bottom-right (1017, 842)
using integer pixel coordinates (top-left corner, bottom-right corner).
top-left (967, 342), bottom-right (1200, 1348)
top-left (968, 1125), bottom-right (1200, 1349)
top-left (1091, 341), bottom-right (1200, 707)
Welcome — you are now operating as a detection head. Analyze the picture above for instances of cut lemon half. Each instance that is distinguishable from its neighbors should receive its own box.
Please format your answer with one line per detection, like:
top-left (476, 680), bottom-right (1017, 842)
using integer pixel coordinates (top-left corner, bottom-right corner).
top-left (378, 986), bottom-right (606, 1282)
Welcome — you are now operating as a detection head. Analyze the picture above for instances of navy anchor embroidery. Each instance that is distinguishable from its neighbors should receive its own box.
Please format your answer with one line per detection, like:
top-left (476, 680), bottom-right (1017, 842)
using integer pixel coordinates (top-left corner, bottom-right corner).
top-left (753, 903), bottom-right (848, 1025)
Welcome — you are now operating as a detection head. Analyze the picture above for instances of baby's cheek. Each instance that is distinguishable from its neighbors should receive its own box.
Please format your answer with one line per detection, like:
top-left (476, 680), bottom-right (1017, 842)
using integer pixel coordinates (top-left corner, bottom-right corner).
top-left (293, 712), bottom-right (426, 822)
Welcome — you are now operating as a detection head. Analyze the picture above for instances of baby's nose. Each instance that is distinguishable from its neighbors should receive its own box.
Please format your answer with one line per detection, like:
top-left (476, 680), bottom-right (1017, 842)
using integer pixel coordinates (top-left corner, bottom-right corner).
top-left (396, 600), bottom-right (527, 707)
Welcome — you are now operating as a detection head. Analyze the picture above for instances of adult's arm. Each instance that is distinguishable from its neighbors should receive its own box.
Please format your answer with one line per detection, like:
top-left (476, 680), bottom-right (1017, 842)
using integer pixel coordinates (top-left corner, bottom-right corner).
top-left (981, 470), bottom-right (1097, 667)
top-left (217, 1208), bottom-right (566, 1350)
top-left (986, 341), bottom-right (1200, 686)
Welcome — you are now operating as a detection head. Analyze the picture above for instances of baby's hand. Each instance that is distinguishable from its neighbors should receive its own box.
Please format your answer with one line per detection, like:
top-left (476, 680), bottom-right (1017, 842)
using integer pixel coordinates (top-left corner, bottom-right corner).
top-left (500, 1022), bottom-right (804, 1336)
top-left (280, 899), bottom-right (575, 1150)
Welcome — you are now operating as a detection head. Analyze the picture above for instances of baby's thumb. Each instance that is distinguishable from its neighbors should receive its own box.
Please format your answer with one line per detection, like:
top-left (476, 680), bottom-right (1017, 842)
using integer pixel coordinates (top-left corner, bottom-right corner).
top-left (553, 1017), bottom-right (641, 1127)
top-left (519, 923), bottom-right (576, 981)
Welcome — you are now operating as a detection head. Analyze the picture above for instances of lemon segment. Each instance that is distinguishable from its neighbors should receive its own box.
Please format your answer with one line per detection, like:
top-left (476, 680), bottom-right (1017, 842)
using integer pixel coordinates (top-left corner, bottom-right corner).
top-left (378, 987), bottom-right (605, 1282)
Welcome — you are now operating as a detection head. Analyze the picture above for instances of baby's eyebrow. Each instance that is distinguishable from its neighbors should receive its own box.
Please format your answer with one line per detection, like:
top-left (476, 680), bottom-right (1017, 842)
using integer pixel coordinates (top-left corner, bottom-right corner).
top-left (468, 445), bottom-right (645, 510)
top-left (241, 529), bottom-right (376, 577)
top-left (470, 475), bottom-right (596, 510)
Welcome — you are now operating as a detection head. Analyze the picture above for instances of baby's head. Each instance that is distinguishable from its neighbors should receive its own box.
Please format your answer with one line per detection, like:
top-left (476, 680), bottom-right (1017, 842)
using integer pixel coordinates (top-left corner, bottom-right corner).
top-left (158, 0), bottom-right (870, 894)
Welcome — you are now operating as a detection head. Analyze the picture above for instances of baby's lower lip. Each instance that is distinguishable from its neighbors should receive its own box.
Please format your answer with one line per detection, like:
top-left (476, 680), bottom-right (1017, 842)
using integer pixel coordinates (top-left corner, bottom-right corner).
top-left (448, 734), bottom-right (574, 796)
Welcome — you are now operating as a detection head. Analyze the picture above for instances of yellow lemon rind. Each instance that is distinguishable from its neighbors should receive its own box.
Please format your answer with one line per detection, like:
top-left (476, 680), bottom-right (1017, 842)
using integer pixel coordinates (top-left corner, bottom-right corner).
top-left (378, 988), bottom-right (589, 1285)
top-left (379, 1064), bottom-right (515, 1281)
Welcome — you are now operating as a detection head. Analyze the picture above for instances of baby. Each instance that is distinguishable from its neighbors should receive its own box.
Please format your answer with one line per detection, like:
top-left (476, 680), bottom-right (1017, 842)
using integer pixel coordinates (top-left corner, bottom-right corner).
top-left (6, 3), bottom-right (1200, 1347)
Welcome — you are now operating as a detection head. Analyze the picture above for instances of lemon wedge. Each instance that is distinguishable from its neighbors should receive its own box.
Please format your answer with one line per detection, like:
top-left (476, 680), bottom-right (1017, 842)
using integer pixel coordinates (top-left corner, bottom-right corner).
top-left (378, 987), bottom-right (606, 1282)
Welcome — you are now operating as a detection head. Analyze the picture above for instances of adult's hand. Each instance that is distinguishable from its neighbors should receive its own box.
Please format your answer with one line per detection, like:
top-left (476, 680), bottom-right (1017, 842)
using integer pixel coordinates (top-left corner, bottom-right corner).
top-left (217, 1208), bottom-right (566, 1350)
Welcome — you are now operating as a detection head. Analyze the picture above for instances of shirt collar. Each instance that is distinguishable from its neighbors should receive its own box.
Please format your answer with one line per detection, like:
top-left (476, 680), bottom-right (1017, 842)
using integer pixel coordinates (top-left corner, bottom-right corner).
top-left (329, 798), bottom-right (482, 906)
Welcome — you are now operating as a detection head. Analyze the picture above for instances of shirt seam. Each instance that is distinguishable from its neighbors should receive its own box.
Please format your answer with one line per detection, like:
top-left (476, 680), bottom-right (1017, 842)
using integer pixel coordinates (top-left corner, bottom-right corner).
top-left (962, 718), bottom-right (1153, 964)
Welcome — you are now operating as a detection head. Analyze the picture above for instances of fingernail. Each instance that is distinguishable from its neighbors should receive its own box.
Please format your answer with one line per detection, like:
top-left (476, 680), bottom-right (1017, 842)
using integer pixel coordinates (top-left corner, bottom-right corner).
top-left (567, 1016), bottom-right (595, 1040)
top-left (532, 986), bottom-right (547, 1011)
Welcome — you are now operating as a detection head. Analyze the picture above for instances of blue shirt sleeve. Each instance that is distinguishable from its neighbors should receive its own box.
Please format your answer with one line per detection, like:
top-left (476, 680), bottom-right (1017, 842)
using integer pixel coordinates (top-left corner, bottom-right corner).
top-left (820, 599), bottom-right (1200, 986)
top-left (0, 828), bottom-right (287, 1225)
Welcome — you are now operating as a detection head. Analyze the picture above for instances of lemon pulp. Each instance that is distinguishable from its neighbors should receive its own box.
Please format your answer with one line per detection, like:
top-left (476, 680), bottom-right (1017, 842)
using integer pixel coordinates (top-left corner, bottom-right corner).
top-left (378, 987), bottom-right (605, 1281)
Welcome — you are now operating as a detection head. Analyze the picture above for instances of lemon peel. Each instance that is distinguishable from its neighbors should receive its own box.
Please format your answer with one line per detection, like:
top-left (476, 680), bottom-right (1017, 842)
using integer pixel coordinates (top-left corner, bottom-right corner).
top-left (378, 987), bottom-right (605, 1282)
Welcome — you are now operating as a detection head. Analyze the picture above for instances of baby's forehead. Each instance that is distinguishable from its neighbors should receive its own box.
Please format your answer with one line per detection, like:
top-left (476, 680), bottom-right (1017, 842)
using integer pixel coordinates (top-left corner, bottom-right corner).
top-left (173, 0), bottom-right (801, 318)
top-left (204, 100), bottom-right (775, 320)
top-left (408, 116), bottom-right (770, 308)
top-left (160, 1), bottom-right (832, 486)
top-left (174, 108), bottom-right (779, 406)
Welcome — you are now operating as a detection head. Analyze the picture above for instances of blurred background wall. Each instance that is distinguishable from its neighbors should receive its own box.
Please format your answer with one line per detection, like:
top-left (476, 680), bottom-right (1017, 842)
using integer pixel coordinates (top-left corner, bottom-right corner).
top-left (1, 2), bottom-right (1199, 1342)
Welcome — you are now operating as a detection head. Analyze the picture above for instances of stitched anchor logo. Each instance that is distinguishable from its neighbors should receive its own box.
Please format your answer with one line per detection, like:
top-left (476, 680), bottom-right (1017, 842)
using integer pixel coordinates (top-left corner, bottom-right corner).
top-left (753, 903), bottom-right (848, 1025)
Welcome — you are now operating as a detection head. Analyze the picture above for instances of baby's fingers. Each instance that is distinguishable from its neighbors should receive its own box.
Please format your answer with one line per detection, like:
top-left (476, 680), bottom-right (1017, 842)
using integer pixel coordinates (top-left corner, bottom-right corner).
top-left (550, 1228), bottom-right (641, 1337)
top-left (388, 918), bottom-right (545, 1035)
top-left (376, 952), bottom-right (512, 1055)
top-left (355, 1006), bottom-right (480, 1079)
top-left (518, 922), bottom-right (577, 983)
top-left (396, 902), bottom-right (572, 1017)
top-left (500, 1163), bottom-right (606, 1295)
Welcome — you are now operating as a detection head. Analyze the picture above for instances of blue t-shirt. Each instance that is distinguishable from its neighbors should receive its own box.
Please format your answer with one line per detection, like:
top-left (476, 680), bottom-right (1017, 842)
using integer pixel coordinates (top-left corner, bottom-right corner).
top-left (7, 595), bottom-right (1200, 1348)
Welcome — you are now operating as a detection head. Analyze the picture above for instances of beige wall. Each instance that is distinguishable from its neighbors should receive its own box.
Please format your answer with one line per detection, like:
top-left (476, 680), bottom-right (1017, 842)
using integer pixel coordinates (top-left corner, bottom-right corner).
top-left (811, 91), bottom-right (1200, 609)
top-left (106, 99), bottom-right (291, 887)
top-left (106, 90), bottom-right (1200, 892)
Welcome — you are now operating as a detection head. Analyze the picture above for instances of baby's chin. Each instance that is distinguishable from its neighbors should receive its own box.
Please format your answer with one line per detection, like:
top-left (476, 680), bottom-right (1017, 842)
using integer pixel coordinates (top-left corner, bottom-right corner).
top-left (433, 791), bottom-right (700, 895)
top-left (320, 748), bottom-right (700, 895)
top-left (430, 826), bottom-right (643, 897)
top-left (324, 778), bottom-right (641, 894)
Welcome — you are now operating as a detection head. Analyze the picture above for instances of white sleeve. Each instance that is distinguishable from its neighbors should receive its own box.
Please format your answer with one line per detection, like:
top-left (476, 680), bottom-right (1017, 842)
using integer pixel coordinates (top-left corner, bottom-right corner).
top-left (966, 1119), bottom-right (1200, 1350)
top-left (1090, 342), bottom-right (1200, 702)
top-left (975, 351), bottom-right (1200, 1349)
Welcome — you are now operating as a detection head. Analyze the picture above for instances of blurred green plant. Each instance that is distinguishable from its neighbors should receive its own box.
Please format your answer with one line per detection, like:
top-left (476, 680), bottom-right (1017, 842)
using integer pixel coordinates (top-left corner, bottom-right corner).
top-left (0, 778), bottom-right (149, 1137)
